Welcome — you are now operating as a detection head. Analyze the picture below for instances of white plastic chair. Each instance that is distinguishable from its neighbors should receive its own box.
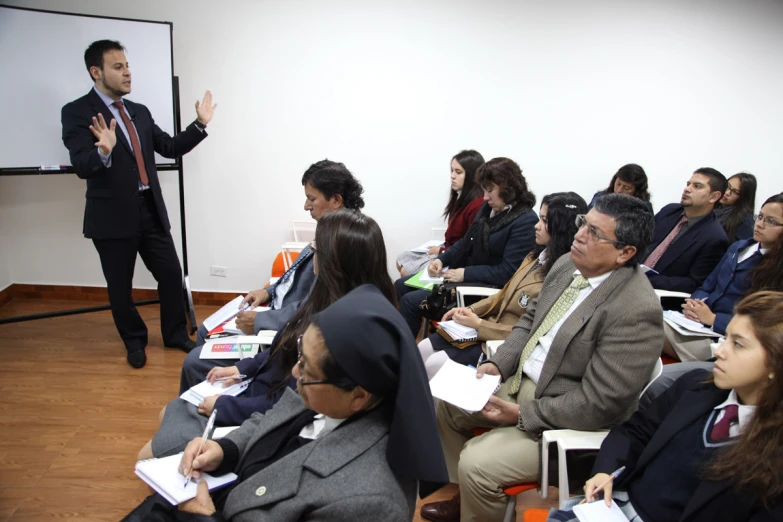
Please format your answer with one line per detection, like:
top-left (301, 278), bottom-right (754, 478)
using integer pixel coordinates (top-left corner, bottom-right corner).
top-left (282, 220), bottom-right (317, 270)
top-left (501, 358), bottom-right (664, 519)
top-left (456, 286), bottom-right (501, 308)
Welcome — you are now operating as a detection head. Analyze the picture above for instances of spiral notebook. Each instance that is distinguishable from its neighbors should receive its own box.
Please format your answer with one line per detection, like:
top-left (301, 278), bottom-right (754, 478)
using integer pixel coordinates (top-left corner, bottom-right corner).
top-left (135, 453), bottom-right (238, 505)
top-left (439, 320), bottom-right (478, 342)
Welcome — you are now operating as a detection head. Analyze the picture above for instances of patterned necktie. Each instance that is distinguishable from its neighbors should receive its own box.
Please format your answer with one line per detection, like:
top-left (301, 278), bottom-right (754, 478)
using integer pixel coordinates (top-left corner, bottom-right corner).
top-left (644, 215), bottom-right (688, 269)
top-left (509, 274), bottom-right (591, 394)
top-left (111, 101), bottom-right (149, 185)
top-left (710, 404), bottom-right (739, 441)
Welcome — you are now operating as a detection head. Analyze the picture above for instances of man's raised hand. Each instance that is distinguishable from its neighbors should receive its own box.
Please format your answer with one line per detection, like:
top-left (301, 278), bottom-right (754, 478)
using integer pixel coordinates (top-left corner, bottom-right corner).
top-left (90, 113), bottom-right (117, 155)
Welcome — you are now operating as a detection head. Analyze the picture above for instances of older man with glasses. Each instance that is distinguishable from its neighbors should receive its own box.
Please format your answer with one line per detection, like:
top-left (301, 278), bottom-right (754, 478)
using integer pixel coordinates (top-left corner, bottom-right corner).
top-left (420, 194), bottom-right (664, 522)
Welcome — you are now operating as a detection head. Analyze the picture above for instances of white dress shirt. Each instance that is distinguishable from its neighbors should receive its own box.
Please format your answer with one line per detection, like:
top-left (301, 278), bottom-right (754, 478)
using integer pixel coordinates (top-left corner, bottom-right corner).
top-left (737, 242), bottom-right (767, 264)
top-left (93, 86), bottom-right (150, 190)
top-left (522, 269), bottom-right (614, 383)
top-left (298, 414), bottom-right (347, 440)
top-left (713, 389), bottom-right (755, 438)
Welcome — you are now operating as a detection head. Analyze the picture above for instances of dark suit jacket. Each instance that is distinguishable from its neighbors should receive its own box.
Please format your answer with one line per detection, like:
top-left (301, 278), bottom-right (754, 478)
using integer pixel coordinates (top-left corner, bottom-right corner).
top-left (491, 256), bottom-right (663, 435)
top-left (61, 89), bottom-right (207, 239)
top-left (690, 239), bottom-right (762, 335)
top-left (646, 204), bottom-right (729, 293)
top-left (438, 203), bottom-right (538, 287)
top-left (594, 370), bottom-right (782, 522)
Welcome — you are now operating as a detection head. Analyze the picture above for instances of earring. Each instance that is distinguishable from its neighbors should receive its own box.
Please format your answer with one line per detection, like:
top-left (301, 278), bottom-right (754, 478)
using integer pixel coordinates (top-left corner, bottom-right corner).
top-left (770, 373), bottom-right (775, 380)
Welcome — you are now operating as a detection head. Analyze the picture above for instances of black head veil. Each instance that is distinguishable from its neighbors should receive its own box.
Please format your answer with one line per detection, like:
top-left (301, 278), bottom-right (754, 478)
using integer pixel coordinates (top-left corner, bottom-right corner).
top-left (311, 284), bottom-right (448, 497)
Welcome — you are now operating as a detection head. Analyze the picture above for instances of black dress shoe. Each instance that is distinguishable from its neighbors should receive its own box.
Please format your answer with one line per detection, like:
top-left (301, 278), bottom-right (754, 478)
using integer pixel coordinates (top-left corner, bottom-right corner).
top-left (165, 339), bottom-right (197, 353)
top-left (420, 491), bottom-right (460, 522)
top-left (127, 349), bottom-right (147, 368)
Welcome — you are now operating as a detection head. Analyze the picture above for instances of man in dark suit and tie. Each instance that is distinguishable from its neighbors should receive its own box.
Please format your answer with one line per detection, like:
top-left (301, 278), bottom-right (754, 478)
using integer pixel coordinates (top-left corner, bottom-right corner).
top-left (644, 168), bottom-right (729, 293)
top-left (61, 40), bottom-right (216, 368)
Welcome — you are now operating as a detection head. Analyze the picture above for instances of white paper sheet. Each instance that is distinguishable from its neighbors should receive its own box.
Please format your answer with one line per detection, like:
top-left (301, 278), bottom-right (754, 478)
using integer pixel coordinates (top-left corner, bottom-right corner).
top-left (572, 500), bottom-right (630, 522)
top-left (429, 359), bottom-right (501, 411)
top-left (411, 239), bottom-right (444, 253)
top-left (419, 266), bottom-right (449, 284)
top-left (663, 310), bottom-right (721, 337)
top-left (202, 295), bottom-right (245, 331)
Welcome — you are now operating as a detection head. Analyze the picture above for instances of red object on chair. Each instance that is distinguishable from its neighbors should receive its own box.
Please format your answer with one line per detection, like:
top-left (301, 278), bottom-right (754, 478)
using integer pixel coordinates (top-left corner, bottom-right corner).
top-left (662, 354), bottom-right (679, 365)
top-left (271, 252), bottom-right (299, 278)
top-left (472, 428), bottom-right (540, 502)
top-left (523, 508), bottom-right (550, 522)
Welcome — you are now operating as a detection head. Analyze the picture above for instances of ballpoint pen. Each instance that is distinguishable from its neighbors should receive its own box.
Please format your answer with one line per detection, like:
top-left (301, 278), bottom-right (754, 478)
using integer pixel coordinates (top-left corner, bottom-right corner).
top-left (578, 465), bottom-right (626, 504)
top-left (184, 409), bottom-right (218, 487)
top-left (215, 374), bottom-right (247, 382)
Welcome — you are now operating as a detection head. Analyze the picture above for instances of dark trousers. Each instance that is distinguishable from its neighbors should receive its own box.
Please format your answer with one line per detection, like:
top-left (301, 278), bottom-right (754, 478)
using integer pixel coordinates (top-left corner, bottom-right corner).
top-left (92, 192), bottom-right (188, 353)
top-left (395, 275), bottom-right (429, 337)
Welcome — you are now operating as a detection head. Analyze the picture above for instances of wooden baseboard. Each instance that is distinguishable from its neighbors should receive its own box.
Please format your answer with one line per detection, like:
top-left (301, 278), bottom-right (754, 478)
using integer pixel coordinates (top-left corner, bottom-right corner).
top-left (2, 283), bottom-right (239, 307)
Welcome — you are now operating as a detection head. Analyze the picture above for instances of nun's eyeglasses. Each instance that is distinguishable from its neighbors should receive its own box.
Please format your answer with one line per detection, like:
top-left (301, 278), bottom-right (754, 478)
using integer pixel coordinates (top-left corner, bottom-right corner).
top-left (296, 335), bottom-right (332, 386)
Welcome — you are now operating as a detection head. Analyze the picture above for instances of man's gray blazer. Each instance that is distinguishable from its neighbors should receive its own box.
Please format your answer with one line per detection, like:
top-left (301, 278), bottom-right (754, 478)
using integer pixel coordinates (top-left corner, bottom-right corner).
top-left (217, 389), bottom-right (416, 521)
top-left (253, 246), bottom-right (316, 332)
top-left (491, 256), bottom-right (663, 436)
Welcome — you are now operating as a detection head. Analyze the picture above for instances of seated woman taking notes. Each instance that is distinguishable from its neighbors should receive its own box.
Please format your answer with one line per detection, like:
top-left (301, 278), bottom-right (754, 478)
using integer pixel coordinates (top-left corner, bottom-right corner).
top-left (548, 291), bottom-right (783, 522)
top-left (396, 150), bottom-right (485, 277)
top-left (124, 285), bottom-right (448, 522)
top-left (395, 157), bottom-right (538, 337)
top-left (588, 163), bottom-right (653, 212)
top-left (664, 194), bottom-right (783, 361)
top-left (137, 211), bottom-right (396, 460)
top-left (418, 192), bottom-right (587, 378)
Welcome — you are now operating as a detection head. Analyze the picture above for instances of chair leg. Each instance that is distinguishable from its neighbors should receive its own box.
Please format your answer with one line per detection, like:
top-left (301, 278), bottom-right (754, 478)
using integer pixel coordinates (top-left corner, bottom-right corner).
top-left (503, 494), bottom-right (517, 522)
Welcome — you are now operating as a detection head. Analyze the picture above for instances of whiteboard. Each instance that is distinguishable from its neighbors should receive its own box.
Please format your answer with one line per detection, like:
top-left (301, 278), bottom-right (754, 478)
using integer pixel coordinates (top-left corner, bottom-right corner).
top-left (0, 6), bottom-right (175, 168)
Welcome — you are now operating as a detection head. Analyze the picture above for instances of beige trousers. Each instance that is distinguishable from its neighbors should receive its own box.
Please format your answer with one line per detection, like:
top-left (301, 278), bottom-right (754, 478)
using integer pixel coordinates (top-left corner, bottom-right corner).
top-left (662, 322), bottom-right (714, 361)
top-left (437, 377), bottom-right (538, 522)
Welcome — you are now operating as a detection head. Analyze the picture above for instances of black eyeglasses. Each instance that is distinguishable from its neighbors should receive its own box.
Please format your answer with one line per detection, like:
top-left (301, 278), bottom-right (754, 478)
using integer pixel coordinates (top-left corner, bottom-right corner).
top-left (727, 187), bottom-right (741, 197)
top-left (296, 335), bottom-right (331, 386)
top-left (575, 215), bottom-right (626, 248)
top-left (754, 214), bottom-right (783, 227)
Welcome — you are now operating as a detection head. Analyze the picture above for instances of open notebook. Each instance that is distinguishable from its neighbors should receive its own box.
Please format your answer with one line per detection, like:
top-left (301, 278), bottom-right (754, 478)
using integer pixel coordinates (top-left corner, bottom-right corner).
top-left (135, 453), bottom-right (237, 505)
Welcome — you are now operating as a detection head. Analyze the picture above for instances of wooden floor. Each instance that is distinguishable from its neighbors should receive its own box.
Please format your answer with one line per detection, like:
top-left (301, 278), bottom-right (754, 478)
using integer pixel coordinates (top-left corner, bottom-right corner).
top-left (0, 298), bottom-right (557, 521)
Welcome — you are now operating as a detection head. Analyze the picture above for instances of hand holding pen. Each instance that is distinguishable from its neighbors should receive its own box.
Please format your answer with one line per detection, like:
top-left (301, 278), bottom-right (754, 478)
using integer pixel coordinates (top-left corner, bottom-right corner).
top-left (581, 466), bottom-right (626, 506)
top-left (182, 409), bottom-right (219, 487)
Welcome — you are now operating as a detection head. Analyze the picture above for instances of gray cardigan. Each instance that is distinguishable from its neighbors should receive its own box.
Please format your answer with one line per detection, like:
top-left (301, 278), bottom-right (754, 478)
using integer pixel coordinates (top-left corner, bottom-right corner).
top-left (206, 389), bottom-right (416, 521)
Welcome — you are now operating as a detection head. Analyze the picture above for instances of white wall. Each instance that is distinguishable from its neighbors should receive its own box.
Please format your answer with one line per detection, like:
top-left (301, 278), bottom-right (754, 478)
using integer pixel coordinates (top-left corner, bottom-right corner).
top-left (2, 0), bottom-right (782, 293)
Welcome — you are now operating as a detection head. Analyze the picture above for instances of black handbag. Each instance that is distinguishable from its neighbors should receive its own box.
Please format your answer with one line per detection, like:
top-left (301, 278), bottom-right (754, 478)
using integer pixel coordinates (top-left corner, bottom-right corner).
top-left (418, 282), bottom-right (495, 321)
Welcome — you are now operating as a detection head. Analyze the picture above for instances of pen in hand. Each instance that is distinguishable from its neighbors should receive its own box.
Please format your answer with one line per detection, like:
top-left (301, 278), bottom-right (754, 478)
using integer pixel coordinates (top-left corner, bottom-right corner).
top-left (184, 409), bottom-right (218, 488)
top-left (215, 374), bottom-right (247, 382)
top-left (579, 466), bottom-right (625, 505)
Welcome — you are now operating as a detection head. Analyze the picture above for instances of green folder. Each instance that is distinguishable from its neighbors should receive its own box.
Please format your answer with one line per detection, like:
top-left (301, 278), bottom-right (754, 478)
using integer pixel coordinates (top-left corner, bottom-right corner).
top-left (404, 269), bottom-right (436, 291)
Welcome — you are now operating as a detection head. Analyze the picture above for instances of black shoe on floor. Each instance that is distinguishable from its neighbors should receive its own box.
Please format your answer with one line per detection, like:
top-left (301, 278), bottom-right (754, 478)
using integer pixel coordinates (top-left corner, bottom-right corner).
top-left (165, 339), bottom-right (197, 353)
top-left (127, 349), bottom-right (147, 368)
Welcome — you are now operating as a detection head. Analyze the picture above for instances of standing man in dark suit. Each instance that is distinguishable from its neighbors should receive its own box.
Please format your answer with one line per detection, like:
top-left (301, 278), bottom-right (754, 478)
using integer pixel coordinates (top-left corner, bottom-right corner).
top-left (643, 168), bottom-right (729, 293)
top-left (61, 40), bottom-right (216, 368)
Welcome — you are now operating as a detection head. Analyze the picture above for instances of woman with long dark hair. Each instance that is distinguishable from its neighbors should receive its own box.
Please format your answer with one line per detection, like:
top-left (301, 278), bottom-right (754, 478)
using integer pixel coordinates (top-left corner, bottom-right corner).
top-left (396, 157), bottom-right (539, 337)
top-left (664, 194), bottom-right (783, 362)
top-left (417, 192), bottom-right (587, 378)
top-left (588, 164), bottom-right (652, 211)
top-left (547, 291), bottom-right (783, 522)
top-left (138, 210), bottom-right (396, 459)
top-left (396, 150), bottom-right (485, 276)
top-left (715, 172), bottom-right (757, 242)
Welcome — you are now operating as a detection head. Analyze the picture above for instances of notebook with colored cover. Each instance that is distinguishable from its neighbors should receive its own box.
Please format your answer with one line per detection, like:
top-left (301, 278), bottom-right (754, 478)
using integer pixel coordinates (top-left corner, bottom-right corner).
top-left (439, 320), bottom-right (478, 342)
top-left (403, 268), bottom-right (447, 290)
top-left (135, 453), bottom-right (237, 505)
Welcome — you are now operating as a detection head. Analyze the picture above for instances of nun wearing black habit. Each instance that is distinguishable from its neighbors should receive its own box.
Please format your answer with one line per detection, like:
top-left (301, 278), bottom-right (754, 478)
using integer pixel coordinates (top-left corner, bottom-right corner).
top-left (123, 284), bottom-right (448, 522)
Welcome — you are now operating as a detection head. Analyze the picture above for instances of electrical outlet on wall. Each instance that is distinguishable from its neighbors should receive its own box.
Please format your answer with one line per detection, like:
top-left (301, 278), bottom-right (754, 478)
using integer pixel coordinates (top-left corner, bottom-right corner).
top-left (210, 265), bottom-right (227, 277)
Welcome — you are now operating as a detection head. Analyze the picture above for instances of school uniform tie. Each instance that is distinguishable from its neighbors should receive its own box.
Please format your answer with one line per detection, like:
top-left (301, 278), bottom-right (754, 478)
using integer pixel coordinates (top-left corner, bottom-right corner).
top-left (644, 215), bottom-right (688, 269)
top-left (112, 101), bottom-right (149, 185)
top-left (509, 274), bottom-right (590, 394)
top-left (711, 404), bottom-right (739, 441)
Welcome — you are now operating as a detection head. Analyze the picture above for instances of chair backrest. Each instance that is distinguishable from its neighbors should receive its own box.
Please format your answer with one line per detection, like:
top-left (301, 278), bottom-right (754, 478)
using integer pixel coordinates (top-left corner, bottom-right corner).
top-left (638, 360), bottom-right (714, 411)
top-left (271, 251), bottom-right (299, 278)
top-left (639, 357), bottom-right (663, 399)
top-left (292, 220), bottom-right (317, 243)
